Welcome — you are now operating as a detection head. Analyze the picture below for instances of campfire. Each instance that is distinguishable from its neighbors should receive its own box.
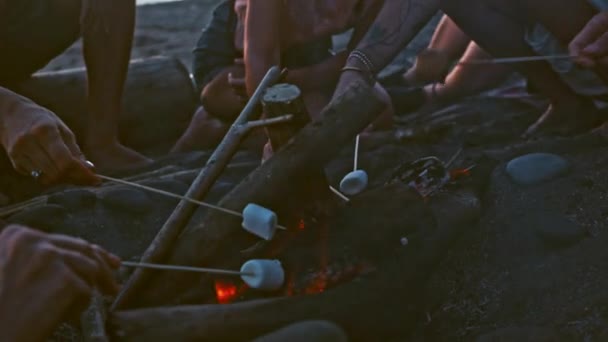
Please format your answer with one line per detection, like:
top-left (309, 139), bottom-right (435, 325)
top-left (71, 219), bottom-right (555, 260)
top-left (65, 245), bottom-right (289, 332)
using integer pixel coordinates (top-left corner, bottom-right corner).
top-left (72, 68), bottom-right (492, 341)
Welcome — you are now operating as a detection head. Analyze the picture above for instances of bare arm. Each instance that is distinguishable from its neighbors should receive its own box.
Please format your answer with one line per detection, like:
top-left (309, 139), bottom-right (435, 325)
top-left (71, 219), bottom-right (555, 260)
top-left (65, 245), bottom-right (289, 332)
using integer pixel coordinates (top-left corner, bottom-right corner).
top-left (347, 0), bottom-right (440, 74)
top-left (244, 0), bottom-right (282, 97)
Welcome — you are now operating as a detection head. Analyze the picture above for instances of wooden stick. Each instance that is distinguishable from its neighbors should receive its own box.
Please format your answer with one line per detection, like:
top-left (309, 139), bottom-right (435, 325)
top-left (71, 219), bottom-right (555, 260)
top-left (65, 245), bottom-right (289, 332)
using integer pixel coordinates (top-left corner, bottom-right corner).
top-left (97, 175), bottom-right (287, 230)
top-left (460, 54), bottom-right (575, 65)
top-left (112, 66), bottom-right (282, 311)
top-left (121, 261), bottom-right (252, 276)
top-left (353, 135), bottom-right (360, 171)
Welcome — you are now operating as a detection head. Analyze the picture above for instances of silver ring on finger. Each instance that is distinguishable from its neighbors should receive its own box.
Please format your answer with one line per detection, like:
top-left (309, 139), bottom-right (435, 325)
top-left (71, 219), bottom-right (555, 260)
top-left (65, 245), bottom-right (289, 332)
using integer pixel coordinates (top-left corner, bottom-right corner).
top-left (30, 170), bottom-right (43, 180)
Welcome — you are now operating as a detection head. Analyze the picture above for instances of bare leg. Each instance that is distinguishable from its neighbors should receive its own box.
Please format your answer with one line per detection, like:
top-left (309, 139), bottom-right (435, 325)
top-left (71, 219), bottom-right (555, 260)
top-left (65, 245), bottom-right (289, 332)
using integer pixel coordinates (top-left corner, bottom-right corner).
top-left (421, 42), bottom-right (511, 107)
top-left (80, 0), bottom-right (151, 171)
top-left (442, 0), bottom-right (599, 136)
top-left (172, 67), bottom-right (266, 153)
top-left (403, 15), bottom-right (471, 85)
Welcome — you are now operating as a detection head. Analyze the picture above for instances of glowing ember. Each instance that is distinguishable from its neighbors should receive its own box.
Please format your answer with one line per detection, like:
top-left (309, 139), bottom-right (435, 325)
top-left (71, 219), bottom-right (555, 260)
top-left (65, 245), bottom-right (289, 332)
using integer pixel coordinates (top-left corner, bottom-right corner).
top-left (214, 281), bottom-right (239, 304)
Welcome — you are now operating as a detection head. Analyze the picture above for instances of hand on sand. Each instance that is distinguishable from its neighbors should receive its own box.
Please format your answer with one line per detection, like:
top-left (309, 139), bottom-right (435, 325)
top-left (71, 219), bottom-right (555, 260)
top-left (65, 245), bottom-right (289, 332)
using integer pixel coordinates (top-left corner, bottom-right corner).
top-left (570, 11), bottom-right (608, 68)
top-left (83, 141), bottom-right (152, 174)
top-left (0, 225), bottom-right (120, 342)
top-left (0, 104), bottom-right (99, 185)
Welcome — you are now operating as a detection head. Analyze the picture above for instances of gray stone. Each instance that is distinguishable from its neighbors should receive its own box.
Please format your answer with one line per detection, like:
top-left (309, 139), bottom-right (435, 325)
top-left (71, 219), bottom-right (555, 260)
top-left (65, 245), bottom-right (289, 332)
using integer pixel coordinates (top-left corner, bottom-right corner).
top-left (506, 153), bottom-right (570, 186)
top-left (48, 189), bottom-right (97, 209)
top-left (532, 212), bottom-right (586, 248)
top-left (8, 204), bottom-right (68, 232)
top-left (100, 188), bottom-right (153, 214)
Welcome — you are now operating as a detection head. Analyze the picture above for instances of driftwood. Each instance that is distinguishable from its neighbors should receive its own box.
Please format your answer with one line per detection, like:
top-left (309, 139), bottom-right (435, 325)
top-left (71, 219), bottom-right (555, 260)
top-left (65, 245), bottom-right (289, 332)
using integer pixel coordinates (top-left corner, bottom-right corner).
top-left (128, 79), bottom-right (385, 308)
top-left (14, 56), bottom-right (197, 153)
top-left (109, 183), bottom-right (484, 341)
top-left (112, 67), bottom-right (283, 310)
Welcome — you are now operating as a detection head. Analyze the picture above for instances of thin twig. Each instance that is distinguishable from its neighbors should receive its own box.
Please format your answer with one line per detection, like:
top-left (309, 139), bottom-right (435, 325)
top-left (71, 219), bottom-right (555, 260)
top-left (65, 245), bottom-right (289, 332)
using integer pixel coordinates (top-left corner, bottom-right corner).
top-left (97, 174), bottom-right (287, 230)
top-left (445, 148), bottom-right (463, 168)
top-left (246, 114), bottom-right (294, 130)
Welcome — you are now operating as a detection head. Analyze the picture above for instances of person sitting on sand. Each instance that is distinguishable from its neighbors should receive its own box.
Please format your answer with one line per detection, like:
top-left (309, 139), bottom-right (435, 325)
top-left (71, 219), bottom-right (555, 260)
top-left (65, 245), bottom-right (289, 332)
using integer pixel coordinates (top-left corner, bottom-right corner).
top-left (173, 0), bottom-right (393, 153)
top-left (333, 0), bottom-right (608, 137)
top-left (0, 0), bottom-right (150, 186)
top-left (0, 225), bottom-right (120, 342)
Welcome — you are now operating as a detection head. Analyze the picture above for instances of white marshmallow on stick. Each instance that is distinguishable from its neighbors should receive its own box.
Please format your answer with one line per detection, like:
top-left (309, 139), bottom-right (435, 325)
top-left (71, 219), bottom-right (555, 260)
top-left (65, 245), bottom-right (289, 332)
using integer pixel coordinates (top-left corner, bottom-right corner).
top-left (122, 259), bottom-right (285, 291)
top-left (242, 203), bottom-right (286, 240)
top-left (340, 135), bottom-right (368, 196)
top-left (240, 259), bottom-right (285, 291)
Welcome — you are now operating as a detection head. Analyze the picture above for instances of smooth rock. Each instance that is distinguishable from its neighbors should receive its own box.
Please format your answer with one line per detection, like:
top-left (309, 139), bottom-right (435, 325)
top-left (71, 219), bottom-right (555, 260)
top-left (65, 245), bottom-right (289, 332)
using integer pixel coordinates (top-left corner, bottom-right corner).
top-left (100, 188), bottom-right (153, 214)
top-left (506, 153), bottom-right (570, 186)
top-left (8, 204), bottom-right (68, 231)
top-left (532, 212), bottom-right (586, 248)
top-left (48, 189), bottom-right (97, 209)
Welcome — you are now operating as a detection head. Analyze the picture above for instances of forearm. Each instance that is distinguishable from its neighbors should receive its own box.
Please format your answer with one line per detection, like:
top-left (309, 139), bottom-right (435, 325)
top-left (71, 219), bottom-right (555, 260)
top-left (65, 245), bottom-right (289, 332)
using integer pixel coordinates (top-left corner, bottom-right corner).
top-left (351, 0), bottom-right (440, 73)
top-left (286, 51), bottom-right (348, 91)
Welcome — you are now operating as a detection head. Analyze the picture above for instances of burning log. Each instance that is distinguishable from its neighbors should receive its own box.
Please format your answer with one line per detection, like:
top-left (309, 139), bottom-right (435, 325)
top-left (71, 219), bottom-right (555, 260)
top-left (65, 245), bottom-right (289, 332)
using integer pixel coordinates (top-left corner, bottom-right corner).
top-left (127, 79), bottom-right (385, 308)
top-left (13, 56), bottom-right (198, 153)
top-left (110, 174), bottom-right (488, 341)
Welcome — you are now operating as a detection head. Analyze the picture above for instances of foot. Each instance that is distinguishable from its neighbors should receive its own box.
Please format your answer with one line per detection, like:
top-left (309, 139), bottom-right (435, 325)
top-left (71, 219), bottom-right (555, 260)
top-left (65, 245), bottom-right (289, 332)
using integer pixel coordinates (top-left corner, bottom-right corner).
top-left (84, 142), bottom-right (152, 173)
top-left (523, 98), bottom-right (600, 138)
top-left (171, 107), bottom-right (229, 153)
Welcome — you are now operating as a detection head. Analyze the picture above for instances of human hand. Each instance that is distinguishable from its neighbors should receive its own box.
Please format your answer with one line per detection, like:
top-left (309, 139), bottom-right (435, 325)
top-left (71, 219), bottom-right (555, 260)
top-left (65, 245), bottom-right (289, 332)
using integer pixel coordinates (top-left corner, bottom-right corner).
top-left (0, 103), bottom-right (99, 186)
top-left (0, 225), bottom-right (120, 342)
top-left (569, 11), bottom-right (608, 68)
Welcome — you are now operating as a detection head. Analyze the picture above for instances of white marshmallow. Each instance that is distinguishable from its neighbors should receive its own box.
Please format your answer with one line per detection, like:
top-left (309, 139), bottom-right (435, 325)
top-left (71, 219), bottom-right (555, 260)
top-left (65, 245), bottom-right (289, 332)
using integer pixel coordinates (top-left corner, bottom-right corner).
top-left (339, 170), bottom-right (368, 196)
top-left (240, 259), bottom-right (285, 291)
top-left (242, 203), bottom-right (277, 240)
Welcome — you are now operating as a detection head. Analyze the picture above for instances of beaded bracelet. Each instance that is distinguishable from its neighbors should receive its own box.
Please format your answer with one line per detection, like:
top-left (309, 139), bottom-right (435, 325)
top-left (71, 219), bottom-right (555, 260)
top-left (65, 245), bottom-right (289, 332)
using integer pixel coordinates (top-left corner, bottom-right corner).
top-left (347, 50), bottom-right (376, 74)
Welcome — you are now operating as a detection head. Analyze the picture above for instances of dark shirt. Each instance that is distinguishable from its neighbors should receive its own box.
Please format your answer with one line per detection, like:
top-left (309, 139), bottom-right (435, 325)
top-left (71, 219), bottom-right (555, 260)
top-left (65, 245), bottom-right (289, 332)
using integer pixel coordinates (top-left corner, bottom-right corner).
top-left (191, 0), bottom-right (333, 92)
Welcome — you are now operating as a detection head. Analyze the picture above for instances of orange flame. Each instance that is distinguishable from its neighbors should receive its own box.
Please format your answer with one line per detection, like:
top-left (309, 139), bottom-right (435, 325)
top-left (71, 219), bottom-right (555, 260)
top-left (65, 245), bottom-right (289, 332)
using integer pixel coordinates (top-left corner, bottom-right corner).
top-left (214, 281), bottom-right (239, 304)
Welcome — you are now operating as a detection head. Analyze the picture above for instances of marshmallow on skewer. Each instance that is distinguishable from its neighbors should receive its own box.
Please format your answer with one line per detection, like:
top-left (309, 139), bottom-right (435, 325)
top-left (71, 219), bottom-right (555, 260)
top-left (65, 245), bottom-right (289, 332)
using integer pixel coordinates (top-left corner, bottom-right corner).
top-left (240, 259), bottom-right (285, 291)
top-left (339, 134), bottom-right (368, 196)
top-left (242, 203), bottom-right (278, 240)
top-left (339, 170), bottom-right (368, 196)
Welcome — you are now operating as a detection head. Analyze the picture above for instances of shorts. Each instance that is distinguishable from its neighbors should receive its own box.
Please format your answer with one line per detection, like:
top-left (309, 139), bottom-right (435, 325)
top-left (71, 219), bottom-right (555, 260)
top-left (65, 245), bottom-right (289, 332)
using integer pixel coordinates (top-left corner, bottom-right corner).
top-left (0, 0), bottom-right (81, 85)
top-left (525, 0), bottom-right (608, 97)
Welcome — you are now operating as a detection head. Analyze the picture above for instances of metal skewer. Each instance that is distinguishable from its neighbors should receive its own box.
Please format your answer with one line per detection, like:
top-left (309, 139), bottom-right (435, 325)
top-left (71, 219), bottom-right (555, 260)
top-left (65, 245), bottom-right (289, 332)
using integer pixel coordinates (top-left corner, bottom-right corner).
top-left (97, 174), bottom-right (287, 230)
top-left (460, 54), bottom-right (575, 65)
top-left (121, 261), bottom-right (253, 276)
